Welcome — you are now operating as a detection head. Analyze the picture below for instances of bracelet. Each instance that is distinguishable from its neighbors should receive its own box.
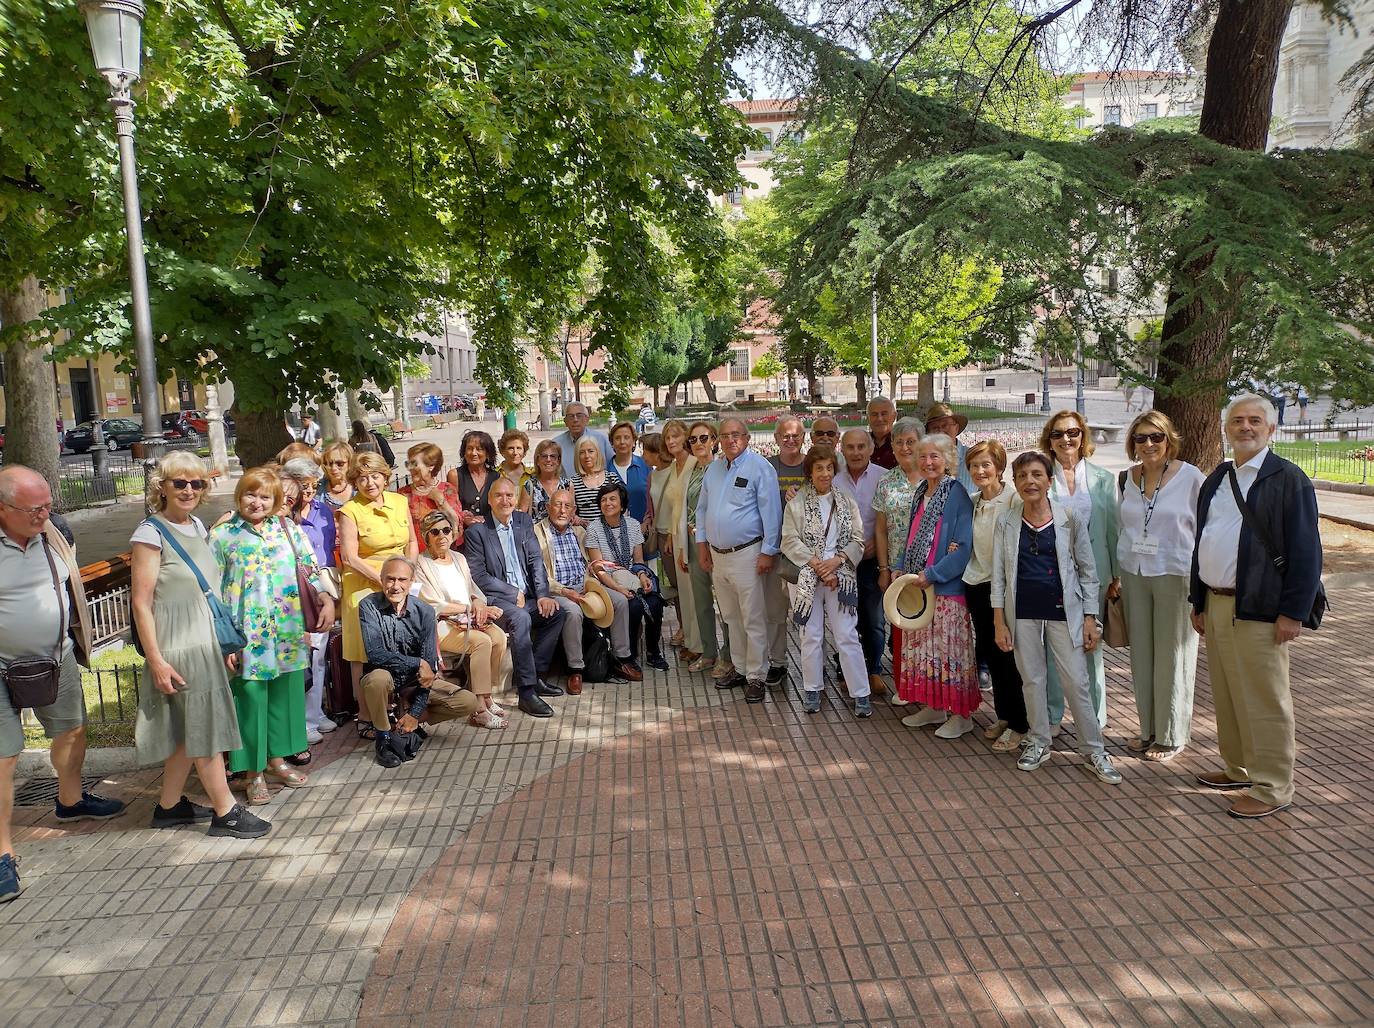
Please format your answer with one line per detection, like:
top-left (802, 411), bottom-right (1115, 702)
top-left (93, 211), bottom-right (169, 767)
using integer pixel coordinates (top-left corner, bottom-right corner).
top-left (878, 565), bottom-right (890, 571)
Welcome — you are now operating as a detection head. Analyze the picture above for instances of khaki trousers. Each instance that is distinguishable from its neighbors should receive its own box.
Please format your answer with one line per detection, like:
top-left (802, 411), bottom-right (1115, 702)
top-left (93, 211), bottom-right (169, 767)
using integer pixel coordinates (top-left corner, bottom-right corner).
top-left (710, 541), bottom-right (770, 682)
top-left (1203, 593), bottom-right (1295, 807)
top-left (763, 564), bottom-right (790, 668)
top-left (360, 669), bottom-right (478, 729)
top-left (438, 623), bottom-right (508, 696)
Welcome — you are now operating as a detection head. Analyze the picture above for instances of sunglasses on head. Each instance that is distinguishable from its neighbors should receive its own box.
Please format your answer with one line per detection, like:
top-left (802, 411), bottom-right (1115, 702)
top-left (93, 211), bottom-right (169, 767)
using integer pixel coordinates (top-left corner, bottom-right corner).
top-left (688, 433), bottom-right (711, 444)
top-left (1049, 427), bottom-right (1082, 440)
top-left (1133, 431), bottom-right (1167, 445)
top-left (170, 479), bottom-right (207, 491)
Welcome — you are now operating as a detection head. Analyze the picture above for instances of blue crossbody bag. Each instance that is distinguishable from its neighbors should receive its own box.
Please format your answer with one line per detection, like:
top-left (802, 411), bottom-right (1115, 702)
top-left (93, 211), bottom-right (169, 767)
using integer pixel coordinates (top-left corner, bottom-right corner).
top-left (132, 518), bottom-right (248, 658)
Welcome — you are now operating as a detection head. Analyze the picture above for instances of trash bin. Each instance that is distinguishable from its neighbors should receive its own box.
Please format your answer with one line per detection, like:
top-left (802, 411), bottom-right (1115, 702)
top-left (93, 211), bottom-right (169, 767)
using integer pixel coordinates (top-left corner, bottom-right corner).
top-left (1024, 392), bottom-right (1036, 406)
top-left (503, 409), bottom-right (517, 431)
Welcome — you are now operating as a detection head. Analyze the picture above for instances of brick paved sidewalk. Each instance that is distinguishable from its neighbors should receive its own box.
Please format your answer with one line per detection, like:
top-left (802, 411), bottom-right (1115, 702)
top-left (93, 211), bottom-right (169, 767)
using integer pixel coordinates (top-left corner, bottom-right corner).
top-left (2, 590), bottom-right (1373, 1026)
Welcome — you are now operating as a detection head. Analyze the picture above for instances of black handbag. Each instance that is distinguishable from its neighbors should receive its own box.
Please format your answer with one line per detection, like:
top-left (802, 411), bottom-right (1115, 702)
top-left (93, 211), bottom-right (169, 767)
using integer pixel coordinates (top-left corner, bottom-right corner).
top-left (1228, 469), bottom-right (1328, 631)
top-left (3, 536), bottom-right (66, 710)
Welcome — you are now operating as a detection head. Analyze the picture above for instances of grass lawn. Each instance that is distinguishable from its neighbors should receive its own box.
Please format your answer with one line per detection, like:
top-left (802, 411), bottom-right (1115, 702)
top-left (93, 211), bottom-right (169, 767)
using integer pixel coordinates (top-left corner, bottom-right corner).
top-left (23, 647), bottom-right (143, 749)
top-left (1272, 440), bottom-right (1373, 486)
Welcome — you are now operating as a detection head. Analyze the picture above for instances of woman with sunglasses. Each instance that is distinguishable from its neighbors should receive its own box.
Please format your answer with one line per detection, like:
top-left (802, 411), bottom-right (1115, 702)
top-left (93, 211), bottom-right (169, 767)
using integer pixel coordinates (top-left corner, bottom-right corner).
top-left (130, 453), bottom-right (270, 838)
top-left (320, 441), bottom-right (356, 512)
top-left (678, 421), bottom-right (734, 677)
top-left (1116, 410), bottom-right (1204, 761)
top-left (521, 440), bottom-right (569, 523)
top-left (1041, 409), bottom-right (1118, 732)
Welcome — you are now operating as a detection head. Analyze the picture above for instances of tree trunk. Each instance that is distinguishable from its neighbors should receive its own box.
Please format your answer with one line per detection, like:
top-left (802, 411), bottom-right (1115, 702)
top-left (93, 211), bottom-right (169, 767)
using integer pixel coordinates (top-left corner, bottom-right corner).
top-left (344, 388), bottom-right (369, 426)
top-left (0, 276), bottom-right (61, 498)
top-left (651, 385), bottom-right (660, 407)
top-left (854, 371), bottom-right (868, 408)
top-left (1155, 0), bottom-right (1292, 471)
top-left (664, 380), bottom-right (678, 415)
top-left (917, 371), bottom-right (936, 407)
top-left (319, 386), bottom-right (348, 441)
top-left (230, 400), bottom-right (291, 468)
top-left (805, 370), bottom-right (821, 402)
top-left (699, 374), bottom-right (719, 403)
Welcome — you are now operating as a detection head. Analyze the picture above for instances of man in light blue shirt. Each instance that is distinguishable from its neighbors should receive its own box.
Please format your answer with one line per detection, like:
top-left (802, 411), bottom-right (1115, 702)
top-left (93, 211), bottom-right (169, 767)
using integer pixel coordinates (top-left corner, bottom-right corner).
top-left (551, 402), bottom-right (614, 478)
top-left (695, 417), bottom-right (781, 703)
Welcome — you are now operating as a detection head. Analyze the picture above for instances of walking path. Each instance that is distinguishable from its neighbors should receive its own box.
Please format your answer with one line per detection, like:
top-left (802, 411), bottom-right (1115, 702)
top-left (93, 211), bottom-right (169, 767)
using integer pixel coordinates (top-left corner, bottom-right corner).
top-left (3, 586), bottom-right (1373, 1026)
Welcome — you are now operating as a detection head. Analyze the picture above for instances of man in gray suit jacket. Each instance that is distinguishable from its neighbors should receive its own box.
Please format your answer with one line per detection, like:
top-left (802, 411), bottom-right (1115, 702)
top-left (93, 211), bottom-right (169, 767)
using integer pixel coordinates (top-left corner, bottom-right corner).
top-left (462, 477), bottom-right (566, 717)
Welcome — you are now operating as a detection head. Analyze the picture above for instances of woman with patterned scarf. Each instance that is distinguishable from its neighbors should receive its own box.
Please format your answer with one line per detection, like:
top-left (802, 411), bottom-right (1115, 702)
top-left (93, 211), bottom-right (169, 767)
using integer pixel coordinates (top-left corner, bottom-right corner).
top-left (879, 433), bottom-right (979, 739)
top-left (781, 446), bottom-right (873, 718)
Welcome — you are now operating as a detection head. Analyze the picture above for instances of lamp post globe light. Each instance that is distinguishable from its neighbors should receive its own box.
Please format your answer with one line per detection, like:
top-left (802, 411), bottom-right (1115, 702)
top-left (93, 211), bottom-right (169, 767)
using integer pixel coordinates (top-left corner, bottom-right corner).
top-left (80, 0), bottom-right (165, 471)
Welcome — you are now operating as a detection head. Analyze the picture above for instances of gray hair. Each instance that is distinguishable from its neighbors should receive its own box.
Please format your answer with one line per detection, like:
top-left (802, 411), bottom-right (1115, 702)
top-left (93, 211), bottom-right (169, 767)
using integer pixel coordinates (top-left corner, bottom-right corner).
top-left (867, 396), bottom-right (896, 412)
top-left (892, 416), bottom-right (923, 442)
top-left (380, 555), bottom-right (416, 577)
top-left (718, 416), bottom-right (749, 437)
top-left (1223, 391), bottom-right (1278, 429)
top-left (564, 401), bottom-right (589, 416)
top-left (918, 432), bottom-right (958, 470)
top-left (281, 457), bottom-right (324, 484)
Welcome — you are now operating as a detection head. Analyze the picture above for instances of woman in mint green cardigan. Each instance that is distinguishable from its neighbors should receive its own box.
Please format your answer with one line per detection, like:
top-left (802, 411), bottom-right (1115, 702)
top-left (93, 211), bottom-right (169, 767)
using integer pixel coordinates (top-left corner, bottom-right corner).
top-left (1041, 411), bottom-right (1119, 729)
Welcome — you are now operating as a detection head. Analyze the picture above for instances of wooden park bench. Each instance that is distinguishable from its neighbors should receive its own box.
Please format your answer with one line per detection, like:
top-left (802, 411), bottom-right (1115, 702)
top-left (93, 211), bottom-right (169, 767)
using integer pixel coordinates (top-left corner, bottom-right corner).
top-left (1089, 423), bottom-right (1125, 444)
top-left (390, 419), bottom-right (414, 439)
top-left (1280, 422), bottom-right (1374, 441)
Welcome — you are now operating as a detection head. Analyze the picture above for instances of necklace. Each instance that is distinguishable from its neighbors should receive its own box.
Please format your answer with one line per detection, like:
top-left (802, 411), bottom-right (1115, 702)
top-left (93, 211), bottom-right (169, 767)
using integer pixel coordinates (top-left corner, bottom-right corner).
top-left (1138, 460), bottom-right (1170, 537)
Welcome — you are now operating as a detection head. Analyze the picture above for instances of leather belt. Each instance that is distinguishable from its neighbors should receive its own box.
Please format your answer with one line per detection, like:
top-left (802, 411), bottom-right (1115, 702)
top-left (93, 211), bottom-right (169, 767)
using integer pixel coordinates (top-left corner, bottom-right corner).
top-left (711, 536), bottom-right (763, 555)
top-left (1209, 587), bottom-right (1237, 597)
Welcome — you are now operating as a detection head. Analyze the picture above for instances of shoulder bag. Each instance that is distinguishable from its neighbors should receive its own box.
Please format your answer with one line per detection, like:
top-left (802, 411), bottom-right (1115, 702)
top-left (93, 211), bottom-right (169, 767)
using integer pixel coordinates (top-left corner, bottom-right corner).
top-left (2, 535), bottom-right (67, 710)
top-left (280, 517), bottom-right (324, 627)
top-left (1227, 469), bottom-right (1328, 631)
top-left (132, 518), bottom-right (248, 657)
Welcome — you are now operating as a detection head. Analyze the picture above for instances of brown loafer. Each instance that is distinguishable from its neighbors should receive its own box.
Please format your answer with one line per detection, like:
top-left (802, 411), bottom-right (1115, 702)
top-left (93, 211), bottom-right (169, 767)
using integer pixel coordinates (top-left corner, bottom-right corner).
top-left (566, 672), bottom-right (583, 696)
top-left (867, 674), bottom-right (888, 697)
top-left (1196, 770), bottom-right (1251, 790)
top-left (1227, 795), bottom-right (1291, 819)
top-left (616, 662), bottom-right (643, 682)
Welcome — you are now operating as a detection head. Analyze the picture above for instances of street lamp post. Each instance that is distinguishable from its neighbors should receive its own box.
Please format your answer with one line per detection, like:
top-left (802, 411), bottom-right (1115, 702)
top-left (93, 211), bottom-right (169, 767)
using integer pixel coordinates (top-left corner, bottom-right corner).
top-left (868, 284), bottom-right (882, 400)
top-left (80, 0), bottom-right (164, 476)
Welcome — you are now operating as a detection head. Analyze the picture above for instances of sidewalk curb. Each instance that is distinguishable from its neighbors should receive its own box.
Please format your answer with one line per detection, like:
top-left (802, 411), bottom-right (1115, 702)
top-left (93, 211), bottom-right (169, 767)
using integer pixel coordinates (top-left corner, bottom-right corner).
top-left (1314, 479), bottom-right (1374, 497)
top-left (1320, 512), bottom-right (1374, 534)
top-left (16, 746), bottom-right (137, 781)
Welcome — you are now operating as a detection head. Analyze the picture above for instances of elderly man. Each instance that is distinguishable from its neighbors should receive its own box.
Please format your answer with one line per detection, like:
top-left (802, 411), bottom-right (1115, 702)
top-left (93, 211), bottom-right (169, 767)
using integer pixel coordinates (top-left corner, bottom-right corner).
top-left (535, 488), bottom-right (639, 692)
top-left (696, 417), bottom-right (782, 703)
top-left (359, 556), bottom-right (480, 766)
top-left (552, 402), bottom-right (614, 478)
top-left (1190, 393), bottom-right (1322, 819)
top-left (833, 428), bottom-right (889, 695)
top-left (1, 465), bottom-right (124, 903)
top-left (868, 396), bottom-right (897, 469)
top-left (924, 402), bottom-right (975, 492)
top-left (810, 416), bottom-right (840, 451)
top-left (762, 416), bottom-right (807, 683)
top-left (463, 477), bottom-right (567, 717)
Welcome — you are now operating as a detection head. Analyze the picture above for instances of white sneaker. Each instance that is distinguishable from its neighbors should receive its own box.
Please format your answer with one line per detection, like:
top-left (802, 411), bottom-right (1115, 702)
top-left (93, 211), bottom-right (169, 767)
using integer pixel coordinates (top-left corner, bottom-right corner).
top-left (901, 707), bottom-right (948, 729)
top-left (1018, 742), bottom-right (1052, 771)
top-left (934, 715), bottom-right (974, 739)
top-left (889, 694), bottom-right (910, 707)
top-left (1088, 753), bottom-right (1123, 784)
top-left (317, 720), bottom-right (337, 734)
top-left (306, 729), bottom-right (324, 745)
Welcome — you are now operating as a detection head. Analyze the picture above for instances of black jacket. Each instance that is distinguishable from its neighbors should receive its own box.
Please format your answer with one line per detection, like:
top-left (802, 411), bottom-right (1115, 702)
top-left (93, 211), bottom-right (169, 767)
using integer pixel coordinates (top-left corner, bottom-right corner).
top-left (1189, 451), bottom-right (1322, 623)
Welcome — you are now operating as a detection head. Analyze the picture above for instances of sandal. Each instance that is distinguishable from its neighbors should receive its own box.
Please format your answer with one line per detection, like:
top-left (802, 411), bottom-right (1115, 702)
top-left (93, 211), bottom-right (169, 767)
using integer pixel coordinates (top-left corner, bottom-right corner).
top-left (1143, 745), bottom-right (1183, 763)
top-left (245, 775), bottom-right (270, 806)
top-left (285, 751), bottom-right (312, 767)
top-left (469, 708), bottom-right (507, 730)
top-left (265, 764), bottom-right (309, 788)
top-left (1127, 736), bottom-right (1154, 754)
top-left (356, 723), bottom-right (377, 741)
top-left (487, 701), bottom-right (506, 717)
top-left (982, 719), bottom-right (1009, 741)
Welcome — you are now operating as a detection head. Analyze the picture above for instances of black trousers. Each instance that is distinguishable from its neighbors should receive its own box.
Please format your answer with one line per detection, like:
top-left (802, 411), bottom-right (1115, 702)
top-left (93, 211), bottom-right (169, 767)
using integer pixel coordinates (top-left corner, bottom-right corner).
top-left (965, 580), bottom-right (1029, 733)
top-left (628, 591), bottom-right (664, 662)
top-left (855, 556), bottom-right (887, 675)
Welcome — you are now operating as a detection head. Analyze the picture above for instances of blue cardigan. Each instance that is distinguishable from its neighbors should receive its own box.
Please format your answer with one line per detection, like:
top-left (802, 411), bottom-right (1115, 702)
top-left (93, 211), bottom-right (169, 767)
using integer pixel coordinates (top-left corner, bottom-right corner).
top-left (612, 454), bottom-right (652, 523)
top-left (898, 482), bottom-right (974, 596)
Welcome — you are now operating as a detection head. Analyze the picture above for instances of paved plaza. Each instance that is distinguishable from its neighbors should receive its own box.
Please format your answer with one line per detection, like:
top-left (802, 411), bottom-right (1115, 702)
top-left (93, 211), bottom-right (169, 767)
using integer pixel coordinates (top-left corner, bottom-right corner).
top-left (2, 583), bottom-right (1373, 1026)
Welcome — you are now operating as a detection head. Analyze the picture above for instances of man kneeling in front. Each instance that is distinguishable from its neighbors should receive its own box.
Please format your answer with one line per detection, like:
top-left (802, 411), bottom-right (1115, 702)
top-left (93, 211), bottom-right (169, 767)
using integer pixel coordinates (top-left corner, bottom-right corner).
top-left (359, 556), bottom-right (478, 766)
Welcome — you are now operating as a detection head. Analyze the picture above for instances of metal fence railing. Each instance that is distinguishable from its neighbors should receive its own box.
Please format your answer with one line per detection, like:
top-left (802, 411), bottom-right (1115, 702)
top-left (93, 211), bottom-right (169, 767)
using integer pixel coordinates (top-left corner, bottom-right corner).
top-left (20, 663), bottom-right (142, 745)
top-left (1273, 441), bottom-right (1373, 486)
top-left (88, 584), bottom-right (133, 649)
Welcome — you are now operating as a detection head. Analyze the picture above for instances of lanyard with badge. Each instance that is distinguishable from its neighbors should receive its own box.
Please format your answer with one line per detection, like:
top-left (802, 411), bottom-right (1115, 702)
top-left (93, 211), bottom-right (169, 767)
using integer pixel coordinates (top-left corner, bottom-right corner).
top-left (1131, 460), bottom-right (1169, 557)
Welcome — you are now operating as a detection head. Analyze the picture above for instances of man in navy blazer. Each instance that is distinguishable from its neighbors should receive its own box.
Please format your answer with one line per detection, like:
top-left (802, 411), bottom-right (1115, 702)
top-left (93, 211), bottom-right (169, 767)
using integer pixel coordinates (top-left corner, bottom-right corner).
top-left (463, 477), bottom-right (567, 717)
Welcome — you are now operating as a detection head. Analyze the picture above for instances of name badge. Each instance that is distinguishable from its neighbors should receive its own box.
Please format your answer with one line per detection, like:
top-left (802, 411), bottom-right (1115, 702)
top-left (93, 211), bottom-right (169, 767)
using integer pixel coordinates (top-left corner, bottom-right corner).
top-left (1132, 536), bottom-right (1160, 557)
top-left (734, 476), bottom-right (749, 488)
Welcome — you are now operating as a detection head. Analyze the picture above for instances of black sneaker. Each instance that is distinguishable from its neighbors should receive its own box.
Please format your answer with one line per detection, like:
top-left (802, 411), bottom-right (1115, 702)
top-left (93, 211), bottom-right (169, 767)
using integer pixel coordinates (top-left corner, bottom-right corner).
top-left (151, 796), bottom-right (213, 829)
top-left (375, 733), bottom-right (403, 768)
top-left (646, 653), bottom-right (669, 671)
top-left (744, 680), bottom-right (766, 703)
top-left (765, 665), bottom-right (787, 688)
top-left (54, 791), bottom-right (125, 822)
top-left (207, 804), bottom-right (271, 839)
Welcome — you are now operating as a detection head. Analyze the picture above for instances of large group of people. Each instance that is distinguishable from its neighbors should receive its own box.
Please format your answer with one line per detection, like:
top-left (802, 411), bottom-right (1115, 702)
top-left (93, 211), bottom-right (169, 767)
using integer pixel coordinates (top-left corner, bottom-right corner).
top-left (0, 387), bottom-right (1325, 902)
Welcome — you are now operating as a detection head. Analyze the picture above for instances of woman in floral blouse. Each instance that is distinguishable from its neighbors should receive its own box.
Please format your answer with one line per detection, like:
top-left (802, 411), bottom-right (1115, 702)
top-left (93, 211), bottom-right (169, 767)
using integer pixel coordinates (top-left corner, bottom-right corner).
top-left (212, 466), bottom-right (334, 806)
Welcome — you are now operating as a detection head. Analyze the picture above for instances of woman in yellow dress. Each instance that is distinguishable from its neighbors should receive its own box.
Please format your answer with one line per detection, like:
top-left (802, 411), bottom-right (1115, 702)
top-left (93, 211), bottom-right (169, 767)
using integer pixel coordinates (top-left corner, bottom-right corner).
top-left (338, 451), bottom-right (418, 714)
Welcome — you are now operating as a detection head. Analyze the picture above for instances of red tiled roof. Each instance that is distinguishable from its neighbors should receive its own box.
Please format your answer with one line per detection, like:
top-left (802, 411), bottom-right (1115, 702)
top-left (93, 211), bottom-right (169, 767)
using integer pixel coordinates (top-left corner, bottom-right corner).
top-left (1070, 69), bottom-right (1193, 84)
top-left (729, 98), bottom-right (798, 116)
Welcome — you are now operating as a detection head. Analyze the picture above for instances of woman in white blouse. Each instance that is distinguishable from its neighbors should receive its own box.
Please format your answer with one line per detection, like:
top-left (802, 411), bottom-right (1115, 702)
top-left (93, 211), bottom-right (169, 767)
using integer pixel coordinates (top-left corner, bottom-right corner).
top-left (1116, 411), bottom-right (1204, 761)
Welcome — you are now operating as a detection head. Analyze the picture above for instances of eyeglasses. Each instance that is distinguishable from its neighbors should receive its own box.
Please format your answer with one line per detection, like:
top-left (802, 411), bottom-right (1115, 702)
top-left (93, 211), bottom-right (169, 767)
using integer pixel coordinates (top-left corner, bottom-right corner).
top-left (1049, 427), bottom-right (1082, 441)
top-left (688, 433), bottom-right (712, 444)
top-left (2, 500), bottom-right (52, 516)
top-left (720, 431), bottom-right (747, 440)
top-left (778, 433), bottom-right (802, 442)
top-left (170, 479), bottom-right (207, 491)
top-left (427, 525), bottom-right (453, 536)
top-left (1132, 432), bottom-right (1167, 445)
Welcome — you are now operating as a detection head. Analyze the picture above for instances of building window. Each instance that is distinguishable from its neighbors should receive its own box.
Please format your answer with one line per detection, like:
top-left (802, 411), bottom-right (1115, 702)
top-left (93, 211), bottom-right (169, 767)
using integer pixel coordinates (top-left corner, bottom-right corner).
top-left (1104, 105), bottom-right (1122, 126)
top-left (725, 187), bottom-right (743, 206)
top-left (1102, 268), bottom-right (1120, 294)
top-left (1075, 114), bottom-right (1087, 129)
top-left (1141, 103), bottom-right (1158, 121)
top-left (729, 348), bottom-right (750, 381)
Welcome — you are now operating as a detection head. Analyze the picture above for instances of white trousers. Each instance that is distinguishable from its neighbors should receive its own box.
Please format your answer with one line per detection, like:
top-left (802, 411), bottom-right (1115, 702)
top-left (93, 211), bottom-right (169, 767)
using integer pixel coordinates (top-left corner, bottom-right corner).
top-left (306, 632), bottom-right (327, 733)
top-left (711, 542), bottom-right (771, 683)
top-left (1012, 619), bottom-right (1105, 756)
top-left (799, 588), bottom-right (870, 698)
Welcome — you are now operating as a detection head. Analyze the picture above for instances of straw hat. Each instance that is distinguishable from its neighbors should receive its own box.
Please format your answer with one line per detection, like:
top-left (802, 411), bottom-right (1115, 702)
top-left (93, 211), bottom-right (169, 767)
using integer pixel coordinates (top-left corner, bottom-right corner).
top-left (580, 576), bottom-right (617, 629)
top-left (923, 402), bottom-right (969, 435)
top-left (883, 573), bottom-right (936, 632)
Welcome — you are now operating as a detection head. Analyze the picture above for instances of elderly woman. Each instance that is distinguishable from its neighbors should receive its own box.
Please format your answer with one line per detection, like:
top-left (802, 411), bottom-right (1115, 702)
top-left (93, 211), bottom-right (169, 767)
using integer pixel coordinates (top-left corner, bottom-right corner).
top-left (400, 442), bottom-right (464, 546)
top-left (586, 481), bottom-right (667, 672)
top-left (1117, 410), bottom-right (1204, 761)
top-left (879, 433), bottom-right (978, 739)
top-left (212, 467), bottom-right (334, 805)
top-left (571, 435), bottom-right (621, 523)
top-left (679, 420), bottom-right (734, 678)
top-left (963, 440), bottom-right (1028, 751)
top-left (131, 453), bottom-right (269, 838)
top-left (609, 421), bottom-right (652, 523)
top-left (339, 451), bottom-right (417, 714)
top-left (1043, 409), bottom-right (1119, 730)
top-left (447, 430), bottom-right (498, 525)
top-left (871, 417), bottom-right (925, 707)
top-left (414, 510), bottom-right (510, 729)
top-left (781, 446), bottom-right (872, 717)
top-left (497, 429), bottom-right (532, 489)
top-left (992, 452), bottom-right (1121, 783)
top-left (320, 441), bottom-right (355, 511)
top-left (641, 432), bottom-right (666, 556)
top-left (281, 456), bottom-right (340, 746)
top-left (522, 440), bottom-right (568, 523)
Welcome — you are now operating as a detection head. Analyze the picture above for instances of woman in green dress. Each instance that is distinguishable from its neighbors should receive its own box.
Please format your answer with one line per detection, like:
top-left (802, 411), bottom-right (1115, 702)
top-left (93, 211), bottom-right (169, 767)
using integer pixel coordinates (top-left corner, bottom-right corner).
top-left (131, 453), bottom-right (270, 838)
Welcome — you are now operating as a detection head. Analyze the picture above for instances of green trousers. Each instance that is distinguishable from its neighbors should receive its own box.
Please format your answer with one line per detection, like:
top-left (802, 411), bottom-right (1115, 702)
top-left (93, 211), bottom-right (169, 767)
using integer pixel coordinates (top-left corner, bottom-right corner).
top-left (687, 540), bottom-right (730, 665)
top-left (228, 669), bottom-right (307, 773)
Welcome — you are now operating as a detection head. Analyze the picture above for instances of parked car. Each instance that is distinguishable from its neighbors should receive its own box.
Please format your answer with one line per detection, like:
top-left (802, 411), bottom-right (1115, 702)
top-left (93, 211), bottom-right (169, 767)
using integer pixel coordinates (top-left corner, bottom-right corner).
top-left (65, 418), bottom-right (147, 453)
top-left (178, 409), bottom-right (235, 436)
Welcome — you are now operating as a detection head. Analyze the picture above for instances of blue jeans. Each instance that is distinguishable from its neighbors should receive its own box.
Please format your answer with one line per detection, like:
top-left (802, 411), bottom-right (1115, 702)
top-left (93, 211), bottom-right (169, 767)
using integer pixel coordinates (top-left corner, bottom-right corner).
top-left (855, 557), bottom-right (886, 675)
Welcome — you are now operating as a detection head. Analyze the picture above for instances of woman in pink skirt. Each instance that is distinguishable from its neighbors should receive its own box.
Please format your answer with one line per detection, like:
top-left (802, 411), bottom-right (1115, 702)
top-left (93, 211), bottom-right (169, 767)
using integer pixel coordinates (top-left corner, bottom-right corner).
top-left (881, 432), bottom-right (979, 739)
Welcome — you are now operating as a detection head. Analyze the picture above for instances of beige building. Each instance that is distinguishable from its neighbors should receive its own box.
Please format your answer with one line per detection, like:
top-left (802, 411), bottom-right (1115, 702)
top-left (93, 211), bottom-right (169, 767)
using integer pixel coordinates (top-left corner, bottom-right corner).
top-left (1270, 0), bottom-right (1374, 149)
top-left (1064, 70), bottom-right (1201, 130)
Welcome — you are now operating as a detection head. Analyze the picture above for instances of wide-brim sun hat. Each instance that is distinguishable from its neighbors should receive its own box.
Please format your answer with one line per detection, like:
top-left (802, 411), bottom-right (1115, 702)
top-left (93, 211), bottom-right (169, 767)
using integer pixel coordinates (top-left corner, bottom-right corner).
top-left (883, 573), bottom-right (936, 632)
top-left (923, 402), bottom-right (969, 435)
top-left (581, 576), bottom-right (617, 629)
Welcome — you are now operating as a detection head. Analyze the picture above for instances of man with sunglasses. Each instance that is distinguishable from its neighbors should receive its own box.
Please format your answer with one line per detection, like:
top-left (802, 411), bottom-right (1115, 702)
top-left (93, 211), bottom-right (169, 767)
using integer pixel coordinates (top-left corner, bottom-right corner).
top-left (1, 465), bottom-right (124, 903)
top-left (809, 416), bottom-right (840, 451)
